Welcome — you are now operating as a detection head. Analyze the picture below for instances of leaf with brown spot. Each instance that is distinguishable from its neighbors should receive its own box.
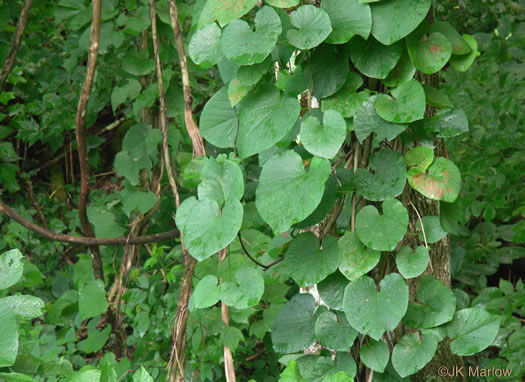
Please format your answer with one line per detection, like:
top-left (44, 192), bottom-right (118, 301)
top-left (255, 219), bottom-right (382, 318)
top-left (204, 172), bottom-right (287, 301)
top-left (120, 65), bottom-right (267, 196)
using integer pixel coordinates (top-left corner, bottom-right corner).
top-left (408, 157), bottom-right (461, 203)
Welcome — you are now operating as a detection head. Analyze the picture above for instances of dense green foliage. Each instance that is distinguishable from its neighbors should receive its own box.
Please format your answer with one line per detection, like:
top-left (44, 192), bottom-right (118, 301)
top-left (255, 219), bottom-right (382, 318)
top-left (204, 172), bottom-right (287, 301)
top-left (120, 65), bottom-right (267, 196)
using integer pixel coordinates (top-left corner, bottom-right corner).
top-left (0, 0), bottom-right (523, 381)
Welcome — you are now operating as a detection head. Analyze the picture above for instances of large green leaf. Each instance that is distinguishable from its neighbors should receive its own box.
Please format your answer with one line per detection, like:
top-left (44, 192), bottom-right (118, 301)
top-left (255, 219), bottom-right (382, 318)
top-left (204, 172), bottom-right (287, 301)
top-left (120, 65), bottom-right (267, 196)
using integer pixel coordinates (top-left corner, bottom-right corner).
top-left (354, 149), bottom-right (407, 201)
top-left (446, 308), bottom-right (501, 356)
top-left (429, 22), bottom-right (472, 55)
top-left (418, 216), bottom-right (447, 244)
top-left (0, 295), bottom-right (44, 319)
top-left (318, 271), bottom-right (348, 310)
top-left (237, 85), bottom-right (300, 159)
top-left (374, 79), bottom-right (426, 123)
top-left (370, 0), bottom-right (431, 45)
top-left (198, 156), bottom-right (244, 205)
top-left (256, 151), bottom-right (331, 233)
top-left (343, 273), bottom-right (408, 340)
top-left (79, 280), bottom-right (109, 320)
top-left (287, 5), bottom-right (332, 49)
top-left (282, 233), bottom-right (341, 287)
top-left (0, 249), bottom-right (23, 290)
top-left (395, 246), bottom-right (429, 279)
top-left (315, 311), bottom-right (357, 351)
top-left (321, 0), bottom-right (371, 44)
top-left (407, 28), bottom-right (452, 74)
top-left (424, 108), bottom-right (469, 138)
top-left (408, 157), bottom-right (461, 202)
top-left (219, 267), bottom-right (264, 309)
top-left (392, 333), bottom-right (438, 377)
top-left (355, 198), bottom-right (408, 252)
top-left (0, 305), bottom-right (18, 367)
top-left (449, 35), bottom-right (478, 72)
top-left (353, 96), bottom-right (407, 143)
top-left (210, 0), bottom-right (257, 27)
top-left (403, 276), bottom-right (456, 328)
top-left (192, 275), bottom-right (220, 309)
top-left (200, 87), bottom-right (236, 148)
top-left (321, 73), bottom-right (366, 118)
top-left (338, 232), bottom-right (381, 281)
top-left (308, 44), bottom-right (349, 99)
top-left (175, 198), bottom-right (243, 261)
top-left (360, 339), bottom-right (389, 373)
top-left (348, 37), bottom-right (403, 79)
top-left (188, 23), bottom-right (223, 68)
top-left (300, 109), bottom-right (346, 159)
top-left (221, 6), bottom-right (281, 65)
top-left (272, 294), bottom-right (316, 353)
top-left (405, 146), bottom-right (434, 171)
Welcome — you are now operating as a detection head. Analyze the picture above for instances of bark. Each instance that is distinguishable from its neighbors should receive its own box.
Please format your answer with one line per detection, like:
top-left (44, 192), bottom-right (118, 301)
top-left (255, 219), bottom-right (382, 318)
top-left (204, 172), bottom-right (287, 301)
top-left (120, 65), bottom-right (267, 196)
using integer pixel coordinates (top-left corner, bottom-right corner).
top-left (0, 0), bottom-right (32, 91)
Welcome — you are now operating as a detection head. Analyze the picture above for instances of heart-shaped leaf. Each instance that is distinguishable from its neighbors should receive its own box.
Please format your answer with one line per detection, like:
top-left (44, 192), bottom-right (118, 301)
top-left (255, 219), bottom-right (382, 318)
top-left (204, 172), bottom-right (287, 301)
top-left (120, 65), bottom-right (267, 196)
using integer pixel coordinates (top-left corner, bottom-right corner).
top-left (446, 308), bottom-right (501, 356)
top-left (272, 293), bottom-right (317, 353)
top-left (356, 198), bottom-right (408, 252)
top-left (192, 275), bottom-right (220, 309)
top-left (318, 271), bottom-right (348, 310)
top-left (343, 273), bottom-right (408, 340)
top-left (287, 5), bottom-right (332, 49)
top-left (418, 216), bottom-right (447, 244)
top-left (392, 332), bottom-right (438, 377)
top-left (321, 0), bottom-right (372, 44)
top-left (408, 157), bottom-right (461, 203)
top-left (237, 85), bottom-right (300, 159)
top-left (256, 151), bottom-right (331, 233)
top-left (188, 23), bottom-right (223, 68)
top-left (370, 0), bottom-right (431, 45)
top-left (407, 28), bottom-right (452, 74)
top-left (354, 96), bottom-right (407, 143)
top-left (219, 267), bottom-right (264, 309)
top-left (315, 311), bottom-right (357, 351)
top-left (374, 79), bottom-right (426, 123)
top-left (354, 149), bottom-right (407, 201)
top-left (221, 6), bottom-right (281, 65)
top-left (338, 232), bottom-right (381, 281)
top-left (360, 339), bottom-right (390, 373)
top-left (396, 246), bottom-right (429, 279)
top-left (308, 44), bottom-right (349, 99)
top-left (424, 108), bottom-right (469, 138)
top-left (383, 51), bottom-right (416, 88)
top-left (449, 34), bottom-right (478, 72)
top-left (300, 109), bottom-right (346, 159)
top-left (282, 233), bottom-right (341, 287)
top-left (348, 37), bottom-right (403, 79)
top-left (210, 0), bottom-right (257, 27)
top-left (403, 275), bottom-right (456, 329)
top-left (430, 22), bottom-right (472, 55)
top-left (175, 198), bottom-right (243, 261)
top-left (198, 156), bottom-right (244, 205)
top-left (405, 146), bottom-right (434, 171)
top-left (200, 87), bottom-right (237, 148)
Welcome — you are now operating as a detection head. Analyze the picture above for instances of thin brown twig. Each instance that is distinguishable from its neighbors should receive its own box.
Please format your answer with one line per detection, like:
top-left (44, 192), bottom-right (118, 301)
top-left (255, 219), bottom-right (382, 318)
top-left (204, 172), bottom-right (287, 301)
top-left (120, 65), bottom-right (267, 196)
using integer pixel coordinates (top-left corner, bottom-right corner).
top-left (24, 179), bottom-right (48, 229)
top-left (0, 0), bottom-right (32, 91)
top-left (409, 200), bottom-right (433, 271)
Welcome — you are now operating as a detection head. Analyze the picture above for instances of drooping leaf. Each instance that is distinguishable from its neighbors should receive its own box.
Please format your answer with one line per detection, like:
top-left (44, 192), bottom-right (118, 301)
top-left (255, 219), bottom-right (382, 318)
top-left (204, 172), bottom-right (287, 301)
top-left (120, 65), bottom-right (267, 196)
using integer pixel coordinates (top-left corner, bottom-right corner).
top-left (449, 35), bottom-right (478, 72)
top-left (219, 267), bottom-right (264, 309)
top-left (392, 332), bottom-right (438, 377)
top-left (78, 322), bottom-right (112, 354)
top-left (237, 85), bottom-right (300, 159)
top-left (321, 0), bottom-right (372, 44)
top-left (348, 36), bottom-right (403, 79)
top-left (374, 79), bottom-right (426, 123)
top-left (408, 157), bottom-right (461, 203)
top-left (315, 311), bottom-right (357, 351)
top-left (198, 156), bottom-right (244, 205)
top-left (407, 21), bottom-right (452, 74)
top-left (287, 5), bottom-right (332, 49)
top-left (272, 294), bottom-right (316, 353)
top-left (338, 232), bottom-right (381, 281)
top-left (354, 149), bottom-right (407, 201)
top-left (192, 275), bottom-right (220, 309)
top-left (300, 109), bottom-right (346, 159)
top-left (175, 198), bottom-right (243, 261)
top-left (0, 249), bottom-right (24, 290)
top-left (200, 87), bottom-right (237, 148)
top-left (355, 198), bottom-right (408, 252)
top-left (405, 146), bottom-right (434, 171)
top-left (395, 246), bottom-right (429, 279)
top-left (188, 23), bottom-right (223, 68)
top-left (0, 305), bottom-right (18, 367)
top-left (308, 44), bottom-right (349, 99)
top-left (283, 233), bottom-right (341, 287)
top-left (222, 326), bottom-right (244, 352)
top-left (79, 280), bottom-right (109, 320)
top-left (256, 151), bottom-right (331, 233)
top-left (318, 271), bottom-right (348, 311)
top-left (370, 0), bottom-right (431, 45)
top-left (418, 216), bottom-right (447, 244)
top-left (446, 308), bottom-right (501, 356)
top-left (424, 108), bottom-right (469, 138)
top-left (430, 22), bottom-right (472, 55)
top-left (403, 275), bottom-right (456, 329)
top-left (383, 50), bottom-right (416, 88)
top-left (210, 0), bottom-right (257, 27)
top-left (237, 58), bottom-right (271, 86)
top-left (221, 6), bottom-right (281, 65)
top-left (359, 339), bottom-right (389, 373)
top-left (343, 273), bottom-right (408, 340)
top-left (354, 96), bottom-right (407, 143)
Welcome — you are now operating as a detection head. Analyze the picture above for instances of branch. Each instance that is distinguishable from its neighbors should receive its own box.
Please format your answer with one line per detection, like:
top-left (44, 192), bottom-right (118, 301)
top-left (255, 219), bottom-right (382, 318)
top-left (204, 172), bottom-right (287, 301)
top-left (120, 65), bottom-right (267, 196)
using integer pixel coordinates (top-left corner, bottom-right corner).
top-left (0, 0), bottom-right (32, 91)
top-left (238, 232), bottom-right (284, 271)
top-left (0, 199), bottom-right (179, 245)
top-left (74, 0), bottom-right (103, 280)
